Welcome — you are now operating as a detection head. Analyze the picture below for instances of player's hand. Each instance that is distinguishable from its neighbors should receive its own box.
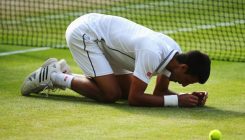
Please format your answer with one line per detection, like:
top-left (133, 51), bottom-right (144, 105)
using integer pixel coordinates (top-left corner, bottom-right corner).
top-left (178, 94), bottom-right (199, 107)
top-left (191, 91), bottom-right (208, 106)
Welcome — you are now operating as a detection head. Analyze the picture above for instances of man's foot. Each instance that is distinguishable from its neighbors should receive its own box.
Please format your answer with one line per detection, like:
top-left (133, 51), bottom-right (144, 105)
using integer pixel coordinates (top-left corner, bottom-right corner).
top-left (21, 58), bottom-right (65, 96)
top-left (58, 59), bottom-right (71, 74)
top-left (41, 58), bottom-right (71, 74)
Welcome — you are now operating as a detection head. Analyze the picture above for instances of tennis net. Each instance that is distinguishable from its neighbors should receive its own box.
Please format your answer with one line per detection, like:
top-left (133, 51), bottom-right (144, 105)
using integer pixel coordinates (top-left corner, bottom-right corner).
top-left (1, 0), bottom-right (244, 62)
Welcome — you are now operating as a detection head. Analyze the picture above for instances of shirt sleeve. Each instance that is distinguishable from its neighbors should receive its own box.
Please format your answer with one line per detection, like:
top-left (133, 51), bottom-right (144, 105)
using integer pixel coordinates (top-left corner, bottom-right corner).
top-left (133, 50), bottom-right (161, 84)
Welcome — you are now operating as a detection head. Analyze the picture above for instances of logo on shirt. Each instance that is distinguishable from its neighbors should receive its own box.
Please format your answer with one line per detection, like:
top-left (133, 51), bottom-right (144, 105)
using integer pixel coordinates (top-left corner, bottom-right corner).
top-left (64, 76), bottom-right (68, 82)
top-left (146, 72), bottom-right (152, 78)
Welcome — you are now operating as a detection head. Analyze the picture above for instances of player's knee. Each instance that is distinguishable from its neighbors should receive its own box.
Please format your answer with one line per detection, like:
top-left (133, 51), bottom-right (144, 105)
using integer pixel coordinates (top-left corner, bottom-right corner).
top-left (103, 91), bottom-right (121, 103)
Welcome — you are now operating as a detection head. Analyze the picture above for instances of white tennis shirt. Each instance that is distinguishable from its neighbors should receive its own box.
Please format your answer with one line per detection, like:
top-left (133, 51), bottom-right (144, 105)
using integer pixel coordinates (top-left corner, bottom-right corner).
top-left (76, 13), bottom-right (182, 83)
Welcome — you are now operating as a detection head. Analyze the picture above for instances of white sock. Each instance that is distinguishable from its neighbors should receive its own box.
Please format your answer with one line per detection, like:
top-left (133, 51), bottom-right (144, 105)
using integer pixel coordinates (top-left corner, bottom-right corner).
top-left (51, 73), bottom-right (74, 88)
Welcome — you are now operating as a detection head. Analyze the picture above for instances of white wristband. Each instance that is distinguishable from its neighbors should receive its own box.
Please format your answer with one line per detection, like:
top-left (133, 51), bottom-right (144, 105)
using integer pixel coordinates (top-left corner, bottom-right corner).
top-left (163, 95), bottom-right (178, 107)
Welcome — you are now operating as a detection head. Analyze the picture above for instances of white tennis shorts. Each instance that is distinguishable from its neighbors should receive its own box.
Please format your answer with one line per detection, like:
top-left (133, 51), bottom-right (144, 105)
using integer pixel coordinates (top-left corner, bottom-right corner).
top-left (65, 18), bottom-right (132, 77)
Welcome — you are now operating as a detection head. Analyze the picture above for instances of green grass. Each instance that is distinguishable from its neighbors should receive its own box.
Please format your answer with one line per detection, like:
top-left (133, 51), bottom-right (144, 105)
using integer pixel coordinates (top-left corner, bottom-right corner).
top-left (0, 45), bottom-right (244, 140)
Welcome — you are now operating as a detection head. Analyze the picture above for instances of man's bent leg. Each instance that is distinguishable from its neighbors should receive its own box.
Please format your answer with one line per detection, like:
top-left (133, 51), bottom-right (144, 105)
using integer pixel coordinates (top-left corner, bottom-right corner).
top-left (71, 74), bottom-right (122, 103)
top-left (115, 74), bottom-right (133, 99)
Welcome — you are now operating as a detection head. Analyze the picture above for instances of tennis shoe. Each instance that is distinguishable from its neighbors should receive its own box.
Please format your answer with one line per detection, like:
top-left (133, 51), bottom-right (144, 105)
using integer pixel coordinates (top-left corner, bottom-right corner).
top-left (58, 59), bottom-right (71, 74)
top-left (21, 58), bottom-right (63, 96)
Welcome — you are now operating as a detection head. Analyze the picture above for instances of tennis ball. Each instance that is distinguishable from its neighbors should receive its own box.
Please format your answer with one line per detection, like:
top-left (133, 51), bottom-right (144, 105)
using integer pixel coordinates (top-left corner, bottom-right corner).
top-left (209, 129), bottom-right (222, 140)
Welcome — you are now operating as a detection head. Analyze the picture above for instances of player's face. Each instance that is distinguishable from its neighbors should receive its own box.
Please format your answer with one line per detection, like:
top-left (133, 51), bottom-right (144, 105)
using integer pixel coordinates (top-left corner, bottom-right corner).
top-left (170, 64), bottom-right (199, 87)
top-left (178, 74), bottom-right (198, 87)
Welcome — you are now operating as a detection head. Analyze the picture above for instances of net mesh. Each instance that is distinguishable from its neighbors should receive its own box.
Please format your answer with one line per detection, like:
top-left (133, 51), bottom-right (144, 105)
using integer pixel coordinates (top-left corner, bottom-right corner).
top-left (1, 0), bottom-right (244, 62)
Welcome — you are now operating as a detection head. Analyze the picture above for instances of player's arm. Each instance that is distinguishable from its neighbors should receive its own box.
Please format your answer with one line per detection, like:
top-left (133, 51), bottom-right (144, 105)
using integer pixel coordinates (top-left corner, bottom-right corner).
top-left (128, 76), bottom-right (164, 107)
top-left (153, 74), bottom-right (207, 107)
top-left (129, 50), bottom-right (198, 107)
top-left (128, 76), bottom-right (199, 107)
top-left (153, 74), bottom-right (178, 96)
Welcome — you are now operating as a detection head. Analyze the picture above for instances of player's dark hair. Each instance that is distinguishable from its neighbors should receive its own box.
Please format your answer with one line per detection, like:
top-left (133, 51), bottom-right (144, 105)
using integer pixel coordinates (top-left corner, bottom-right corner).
top-left (175, 50), bottom-right (211, 84)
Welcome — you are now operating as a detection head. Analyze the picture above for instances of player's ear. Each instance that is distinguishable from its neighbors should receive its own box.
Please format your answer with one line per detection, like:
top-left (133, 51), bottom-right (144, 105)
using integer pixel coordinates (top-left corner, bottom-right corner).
top-left (180, 64), bottom-right (188, 73)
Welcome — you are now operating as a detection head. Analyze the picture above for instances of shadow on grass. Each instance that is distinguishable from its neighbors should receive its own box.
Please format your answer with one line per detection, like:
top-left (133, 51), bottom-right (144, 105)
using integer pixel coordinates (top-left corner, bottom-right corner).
top-left (27, 93), bottom-right (96, 104)
top-left (26, 93), bottom-right (245, 120)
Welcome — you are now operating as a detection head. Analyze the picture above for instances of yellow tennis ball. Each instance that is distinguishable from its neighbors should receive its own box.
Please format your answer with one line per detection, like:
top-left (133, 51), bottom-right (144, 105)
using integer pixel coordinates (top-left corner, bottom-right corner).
top-left (209, 129), bottom-right (222, 140)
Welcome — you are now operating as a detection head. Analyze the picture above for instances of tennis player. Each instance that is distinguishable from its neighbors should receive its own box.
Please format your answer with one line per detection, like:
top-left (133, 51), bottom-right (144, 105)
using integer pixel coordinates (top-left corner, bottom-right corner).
top-left (21, 13), bottom-right (211, 107)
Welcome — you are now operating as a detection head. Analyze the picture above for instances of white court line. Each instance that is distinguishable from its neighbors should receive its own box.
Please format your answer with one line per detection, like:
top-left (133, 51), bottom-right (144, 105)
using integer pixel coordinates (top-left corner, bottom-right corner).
top-left (161, 19), bottom-right (245, 34)
top-left (0, 47), bottom-right (50, 56)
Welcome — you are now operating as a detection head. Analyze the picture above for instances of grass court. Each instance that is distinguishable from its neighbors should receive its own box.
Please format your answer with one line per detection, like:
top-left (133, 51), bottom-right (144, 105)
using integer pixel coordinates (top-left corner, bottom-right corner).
top-left (0, 0), bottom-right (244, 139)
top-left (0, 45), bottom-right (244, 140)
